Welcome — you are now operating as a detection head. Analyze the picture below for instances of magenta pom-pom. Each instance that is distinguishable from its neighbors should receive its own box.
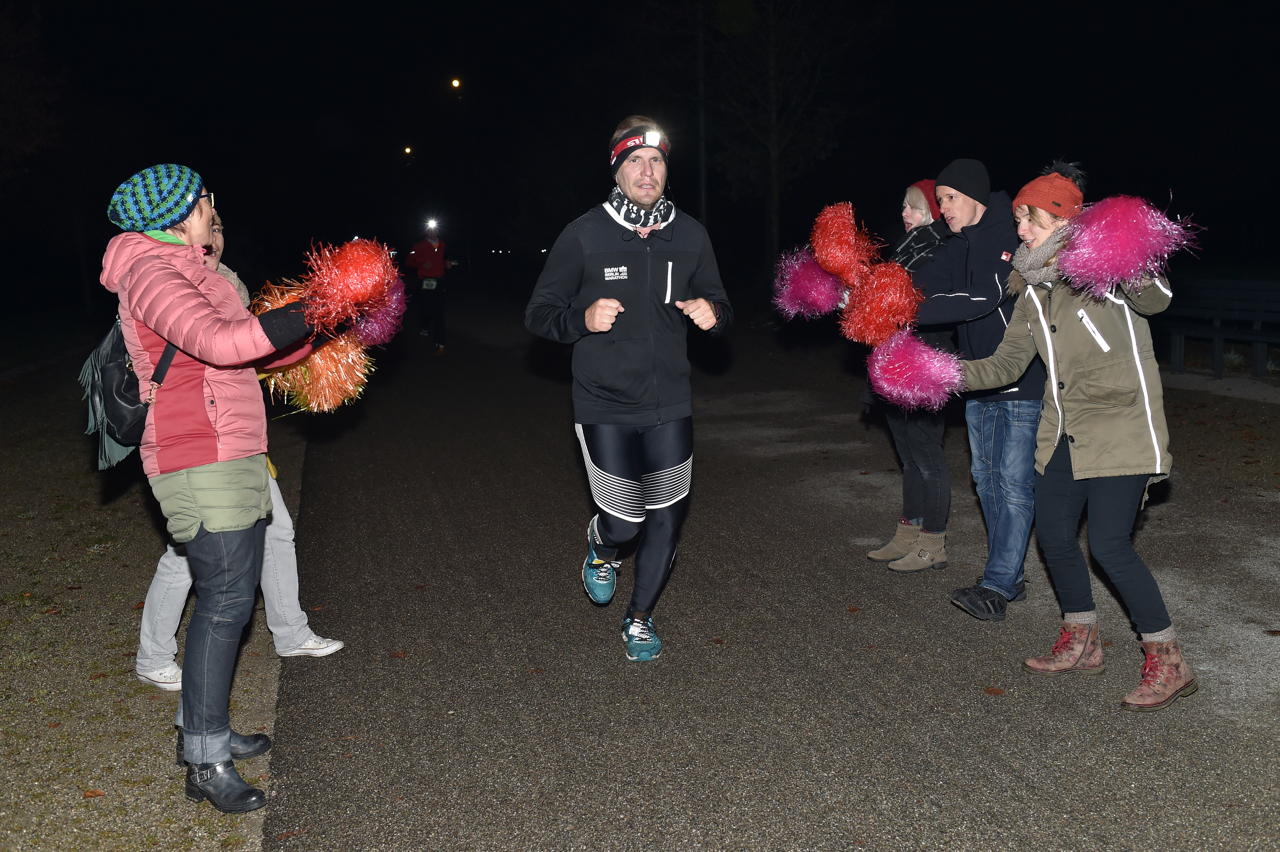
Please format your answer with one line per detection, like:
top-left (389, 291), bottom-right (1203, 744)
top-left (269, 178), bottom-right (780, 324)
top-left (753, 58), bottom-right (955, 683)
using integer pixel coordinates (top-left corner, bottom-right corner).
top-left (773, 248), bottom-right (845, 319)
top-left (1058, 195), bottom-right (1196, 298)
top-left (839, 261), bottom-right (922, 347)
top-left (354, 276), bottom-right (407, 347)
top-left (810, 202), bottom-right (879, 289)
top-left (867, 330), bottom-right (964, 412)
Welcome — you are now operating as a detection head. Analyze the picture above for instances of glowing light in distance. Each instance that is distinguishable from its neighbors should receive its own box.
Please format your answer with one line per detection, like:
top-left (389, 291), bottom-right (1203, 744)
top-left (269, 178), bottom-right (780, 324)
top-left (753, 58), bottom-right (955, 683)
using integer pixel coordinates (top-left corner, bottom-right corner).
top-left (451, 79), bottom-right (460, 88)
top-left (427, 220), bottom-right (438, 229)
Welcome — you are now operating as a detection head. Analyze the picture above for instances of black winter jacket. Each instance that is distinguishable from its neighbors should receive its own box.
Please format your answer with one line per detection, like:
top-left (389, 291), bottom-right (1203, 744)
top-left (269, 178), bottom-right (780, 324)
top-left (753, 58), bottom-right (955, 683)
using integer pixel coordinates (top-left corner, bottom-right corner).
top-left (891, 219), bottom-right (950, 273)
top-left (891, 219), bottom-right (954, 353)
top-left (525, 204), bottom-right (732, 426)
top-left (912, 191), bottom-right (1046, 403)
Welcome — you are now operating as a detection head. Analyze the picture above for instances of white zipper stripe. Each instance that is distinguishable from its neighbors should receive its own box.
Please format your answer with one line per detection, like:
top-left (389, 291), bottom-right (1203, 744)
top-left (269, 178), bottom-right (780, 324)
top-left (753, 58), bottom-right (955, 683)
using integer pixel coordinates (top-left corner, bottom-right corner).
top-left (1077, 309), bottom-right (1111, 352)
top-left (1108, 293), bottom-right (1163, 472)
top-left (665, 261), bottom-right (672, 303)
top-left (1026, 288), bottom-right (1062, 439)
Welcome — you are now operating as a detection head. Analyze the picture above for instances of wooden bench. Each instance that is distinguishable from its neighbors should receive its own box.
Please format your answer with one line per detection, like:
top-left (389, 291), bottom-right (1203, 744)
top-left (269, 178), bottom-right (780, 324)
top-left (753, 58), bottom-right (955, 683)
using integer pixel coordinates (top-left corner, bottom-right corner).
top-left (1156, 280), bottom-right (1280, 379)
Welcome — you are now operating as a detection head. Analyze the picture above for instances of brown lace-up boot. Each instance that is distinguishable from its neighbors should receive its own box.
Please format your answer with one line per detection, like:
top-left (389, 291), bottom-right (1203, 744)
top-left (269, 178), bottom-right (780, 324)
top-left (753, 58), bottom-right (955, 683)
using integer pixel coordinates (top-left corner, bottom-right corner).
top-left (1120, 639), bottom-right (1197, 712)
top-left (867, 521), bottom-right (921, 562)
top-left (1023, 622), bottom-right (1106, 676)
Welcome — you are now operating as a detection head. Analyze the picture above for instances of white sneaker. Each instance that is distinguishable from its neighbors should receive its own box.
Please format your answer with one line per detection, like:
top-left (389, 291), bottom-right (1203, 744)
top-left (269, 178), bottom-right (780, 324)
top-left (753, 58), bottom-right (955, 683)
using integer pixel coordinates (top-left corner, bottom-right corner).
top-left (278, 636), bottom-right (345, 658)
top-left (136, 662), bottom-right (183, 691)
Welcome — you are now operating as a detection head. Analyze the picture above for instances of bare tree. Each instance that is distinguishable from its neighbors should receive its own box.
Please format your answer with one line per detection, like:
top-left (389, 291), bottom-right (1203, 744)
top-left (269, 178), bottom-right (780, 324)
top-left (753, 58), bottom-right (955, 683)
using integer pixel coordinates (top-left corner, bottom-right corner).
top-left (706, 0), bottom-right (853, 263)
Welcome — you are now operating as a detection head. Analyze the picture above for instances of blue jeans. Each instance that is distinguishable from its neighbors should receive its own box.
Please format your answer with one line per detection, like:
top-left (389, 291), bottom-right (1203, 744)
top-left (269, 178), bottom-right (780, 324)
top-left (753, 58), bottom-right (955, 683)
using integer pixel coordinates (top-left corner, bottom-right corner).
top-left (139, 476), bottom-right (315, 668)
top-left (966, 399), bottom-right (1039, 599)
top-left (176, 521), bottom-right (265, 764)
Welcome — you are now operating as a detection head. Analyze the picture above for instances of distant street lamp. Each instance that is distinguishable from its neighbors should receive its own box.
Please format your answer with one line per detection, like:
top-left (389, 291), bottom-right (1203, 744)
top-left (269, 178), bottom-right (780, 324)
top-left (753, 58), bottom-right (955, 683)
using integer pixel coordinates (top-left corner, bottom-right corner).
top-left (405, 147), bottom-right (412, 154)
top-left (451, 79), bottom-right (460, 88)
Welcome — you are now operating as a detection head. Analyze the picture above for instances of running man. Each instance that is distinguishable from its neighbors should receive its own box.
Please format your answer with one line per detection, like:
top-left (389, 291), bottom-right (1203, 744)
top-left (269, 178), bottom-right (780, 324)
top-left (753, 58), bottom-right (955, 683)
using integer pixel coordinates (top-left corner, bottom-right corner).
top-left (525, 115), bottom-right (732, 661)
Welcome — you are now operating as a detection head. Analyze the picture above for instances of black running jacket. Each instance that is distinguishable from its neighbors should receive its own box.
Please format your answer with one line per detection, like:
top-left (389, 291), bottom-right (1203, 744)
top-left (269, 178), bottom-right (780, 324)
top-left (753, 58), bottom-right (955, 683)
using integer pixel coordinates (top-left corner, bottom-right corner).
top-left (526, 204), bottom-right (732, 426)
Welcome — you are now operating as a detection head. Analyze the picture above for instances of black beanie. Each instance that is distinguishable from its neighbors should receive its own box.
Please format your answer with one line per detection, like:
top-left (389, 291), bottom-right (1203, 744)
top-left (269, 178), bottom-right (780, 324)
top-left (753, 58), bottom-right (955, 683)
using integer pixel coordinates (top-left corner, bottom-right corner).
top-left (936, 159), bottom-right (990, 207)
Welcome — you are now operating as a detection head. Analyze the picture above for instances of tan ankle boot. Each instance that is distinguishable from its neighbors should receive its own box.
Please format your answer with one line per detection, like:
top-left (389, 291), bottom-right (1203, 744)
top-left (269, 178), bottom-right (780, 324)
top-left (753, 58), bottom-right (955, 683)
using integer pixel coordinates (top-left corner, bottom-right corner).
top-left (867, 522), bottom-right (921, 562)
top-left (1120, 639), bottom-right (1197, 712)
top-left (886, 530), bottom-right (947, 573)
top-left (1023, 622), bottom-right (1105, 675)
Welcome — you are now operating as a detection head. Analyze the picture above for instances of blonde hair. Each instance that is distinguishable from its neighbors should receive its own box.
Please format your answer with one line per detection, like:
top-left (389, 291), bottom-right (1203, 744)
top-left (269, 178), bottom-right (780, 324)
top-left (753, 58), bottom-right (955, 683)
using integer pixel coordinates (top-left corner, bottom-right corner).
top-left (1026, 205), bottom-right (1064, 228)
top-left (904, 185), bottom-right (933, 225)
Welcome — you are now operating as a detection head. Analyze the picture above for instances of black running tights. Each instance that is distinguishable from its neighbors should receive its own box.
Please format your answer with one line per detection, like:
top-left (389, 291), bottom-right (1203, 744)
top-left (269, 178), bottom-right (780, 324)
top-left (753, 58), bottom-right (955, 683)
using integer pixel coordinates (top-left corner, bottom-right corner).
top-left (575, 417), bottom-right (693, 616)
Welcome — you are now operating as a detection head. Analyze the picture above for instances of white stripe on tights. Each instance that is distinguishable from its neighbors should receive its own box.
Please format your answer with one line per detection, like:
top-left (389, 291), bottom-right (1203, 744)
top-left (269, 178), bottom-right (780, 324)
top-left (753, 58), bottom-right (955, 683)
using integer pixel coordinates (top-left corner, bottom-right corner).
top-left (575, 424), bottom-right (645, 522)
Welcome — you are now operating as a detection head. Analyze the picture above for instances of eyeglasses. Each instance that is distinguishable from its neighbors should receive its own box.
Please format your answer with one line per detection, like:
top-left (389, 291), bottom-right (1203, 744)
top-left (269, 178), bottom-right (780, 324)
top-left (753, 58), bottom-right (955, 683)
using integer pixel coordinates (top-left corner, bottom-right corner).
top-left (198, 192), bottom-right (215, 208)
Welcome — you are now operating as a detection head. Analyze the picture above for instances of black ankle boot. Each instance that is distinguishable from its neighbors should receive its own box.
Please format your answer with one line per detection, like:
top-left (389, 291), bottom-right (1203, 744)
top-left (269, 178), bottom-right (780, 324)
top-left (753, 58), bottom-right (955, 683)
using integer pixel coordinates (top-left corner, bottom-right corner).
top-left (176, 729), bottom-right (273, 765)
top-left (185, 761), bottom-right (267, 813)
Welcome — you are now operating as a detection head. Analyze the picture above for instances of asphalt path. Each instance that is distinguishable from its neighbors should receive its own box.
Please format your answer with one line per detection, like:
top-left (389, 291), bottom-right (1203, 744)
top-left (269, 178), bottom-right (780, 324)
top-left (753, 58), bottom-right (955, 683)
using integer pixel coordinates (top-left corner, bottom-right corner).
top-left (260, 296), bottom-right (1280, 851)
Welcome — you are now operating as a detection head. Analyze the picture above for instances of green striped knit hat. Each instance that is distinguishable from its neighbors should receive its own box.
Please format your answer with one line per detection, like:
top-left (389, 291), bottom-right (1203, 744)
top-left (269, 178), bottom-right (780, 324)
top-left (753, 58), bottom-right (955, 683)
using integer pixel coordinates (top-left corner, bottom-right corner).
top-left (107, 164), bottom-right (203, 231)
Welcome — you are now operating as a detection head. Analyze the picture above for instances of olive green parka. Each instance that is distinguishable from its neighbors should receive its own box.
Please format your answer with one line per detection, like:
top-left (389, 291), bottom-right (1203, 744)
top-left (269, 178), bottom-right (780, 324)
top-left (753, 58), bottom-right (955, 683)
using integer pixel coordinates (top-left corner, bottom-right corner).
top-left (962, 268), bottom-right (1173, 480)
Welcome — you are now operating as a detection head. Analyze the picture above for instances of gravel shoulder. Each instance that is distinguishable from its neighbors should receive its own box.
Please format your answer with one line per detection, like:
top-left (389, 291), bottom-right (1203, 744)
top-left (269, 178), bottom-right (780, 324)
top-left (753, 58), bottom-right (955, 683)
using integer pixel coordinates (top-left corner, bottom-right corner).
top-left (0, 349), bottom-right (309, 852)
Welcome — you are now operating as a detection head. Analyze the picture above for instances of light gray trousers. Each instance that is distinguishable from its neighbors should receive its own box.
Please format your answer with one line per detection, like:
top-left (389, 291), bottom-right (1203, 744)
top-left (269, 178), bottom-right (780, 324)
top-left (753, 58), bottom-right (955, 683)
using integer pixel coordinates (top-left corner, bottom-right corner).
top-left (136, 475), bottom-right (315, 668)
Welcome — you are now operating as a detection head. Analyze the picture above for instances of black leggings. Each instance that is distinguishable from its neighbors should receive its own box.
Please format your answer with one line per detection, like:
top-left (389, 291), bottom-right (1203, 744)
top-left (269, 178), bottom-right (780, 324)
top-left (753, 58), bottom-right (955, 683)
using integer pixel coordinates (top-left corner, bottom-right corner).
top-left (575, 417), bottom-right (693, 616)
top-left (1035, 440), bottom-right (1171, 634)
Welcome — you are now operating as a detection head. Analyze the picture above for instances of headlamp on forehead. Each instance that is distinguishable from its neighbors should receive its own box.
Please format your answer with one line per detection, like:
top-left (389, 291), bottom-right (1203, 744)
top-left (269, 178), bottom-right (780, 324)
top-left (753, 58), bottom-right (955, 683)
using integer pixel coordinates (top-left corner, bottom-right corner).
top-left (609, 127), bottom-right (671, 169)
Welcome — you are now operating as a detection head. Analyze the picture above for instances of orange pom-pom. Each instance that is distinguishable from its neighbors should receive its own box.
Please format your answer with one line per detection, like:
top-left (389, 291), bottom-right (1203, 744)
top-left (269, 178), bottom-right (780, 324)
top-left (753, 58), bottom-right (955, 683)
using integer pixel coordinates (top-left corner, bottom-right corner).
top-left (810, 203), bottom-right (880, 290)
top-left (302, 239), bottom-right (399, 334)
top-left (264, 332), bottom-right (371, 413)
top-left (249, 280), bottom-right (305, 315)
top-left (839, 261), bottom-right (922, 347)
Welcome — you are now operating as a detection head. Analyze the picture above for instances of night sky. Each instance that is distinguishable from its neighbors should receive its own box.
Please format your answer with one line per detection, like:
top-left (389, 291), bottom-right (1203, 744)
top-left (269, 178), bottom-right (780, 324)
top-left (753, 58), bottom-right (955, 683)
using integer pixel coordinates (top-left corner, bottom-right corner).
top-left (1, 0), bottom-right (1268, 332)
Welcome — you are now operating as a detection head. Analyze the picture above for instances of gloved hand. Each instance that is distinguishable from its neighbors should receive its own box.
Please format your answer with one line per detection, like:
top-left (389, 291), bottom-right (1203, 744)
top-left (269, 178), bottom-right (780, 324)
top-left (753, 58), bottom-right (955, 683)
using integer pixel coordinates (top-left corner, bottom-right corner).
top-left (257, 302), bottom-right (311, 350)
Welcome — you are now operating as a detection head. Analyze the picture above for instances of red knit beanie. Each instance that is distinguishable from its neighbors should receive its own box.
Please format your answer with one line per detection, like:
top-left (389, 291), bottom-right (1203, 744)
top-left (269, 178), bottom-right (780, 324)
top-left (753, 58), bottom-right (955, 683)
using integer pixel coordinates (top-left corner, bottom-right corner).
top-left (910, 179), bottom-right (942, 220)
top-left (1012, 172), bottom-right (1084, 220)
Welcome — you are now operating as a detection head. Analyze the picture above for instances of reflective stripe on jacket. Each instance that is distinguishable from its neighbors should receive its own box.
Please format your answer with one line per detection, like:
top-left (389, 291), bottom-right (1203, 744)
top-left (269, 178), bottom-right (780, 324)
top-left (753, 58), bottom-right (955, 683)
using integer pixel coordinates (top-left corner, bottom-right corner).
top-left (962, 268), bottom-right (1173, 479)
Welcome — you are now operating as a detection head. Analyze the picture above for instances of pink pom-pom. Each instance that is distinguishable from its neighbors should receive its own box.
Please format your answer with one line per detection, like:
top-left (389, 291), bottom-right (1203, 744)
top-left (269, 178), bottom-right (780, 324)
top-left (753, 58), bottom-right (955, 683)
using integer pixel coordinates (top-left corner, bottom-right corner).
top-left (810, 202), bottom-right (879, 290)
top-left (1058, 196), bottom-right (1196, 298)
top-left (354, 276), bottom-right (407, 347)
top-left (303, 239), bottom-right (400, 334)
top-left (867, 329), bottom-right (964, 412)
top-left (773, 248), bottom-right (845, 319)
top-left (839, 261), bottom-right (922, 347)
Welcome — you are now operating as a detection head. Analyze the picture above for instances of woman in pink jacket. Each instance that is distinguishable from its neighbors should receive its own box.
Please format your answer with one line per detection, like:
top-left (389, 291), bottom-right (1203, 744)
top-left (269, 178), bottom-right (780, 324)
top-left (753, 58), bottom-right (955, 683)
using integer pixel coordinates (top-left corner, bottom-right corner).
top-left (101, 164), bottom-right (311, 813)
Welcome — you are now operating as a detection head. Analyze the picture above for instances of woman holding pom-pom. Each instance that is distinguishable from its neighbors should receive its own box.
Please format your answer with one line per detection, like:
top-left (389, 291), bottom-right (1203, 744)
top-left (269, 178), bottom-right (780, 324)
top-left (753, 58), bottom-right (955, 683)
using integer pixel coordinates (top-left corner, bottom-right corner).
top-left (101, 165), bottom-right (321, 812)
top-left (867, 181), bottom-right (957, 571)
top-left (960, 163), bottom-right (1196, 712)
top-left (135, 209), bottom-right (343, 705)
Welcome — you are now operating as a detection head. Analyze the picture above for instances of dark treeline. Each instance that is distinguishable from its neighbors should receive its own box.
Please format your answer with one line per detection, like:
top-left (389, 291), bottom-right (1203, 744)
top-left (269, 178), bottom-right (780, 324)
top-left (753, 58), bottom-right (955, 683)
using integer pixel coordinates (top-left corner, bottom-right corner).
top-left (0, 0), bottom-right (1272, 349)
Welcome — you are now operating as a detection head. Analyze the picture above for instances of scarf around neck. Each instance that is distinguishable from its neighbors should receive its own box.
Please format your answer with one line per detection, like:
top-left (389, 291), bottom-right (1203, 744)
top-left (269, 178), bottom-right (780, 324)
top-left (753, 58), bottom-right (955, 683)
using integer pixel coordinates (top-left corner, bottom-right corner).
top-left (604, 186), bottom-right (676, 230)
top-left (1011, 227), bottom-right (1068, 289)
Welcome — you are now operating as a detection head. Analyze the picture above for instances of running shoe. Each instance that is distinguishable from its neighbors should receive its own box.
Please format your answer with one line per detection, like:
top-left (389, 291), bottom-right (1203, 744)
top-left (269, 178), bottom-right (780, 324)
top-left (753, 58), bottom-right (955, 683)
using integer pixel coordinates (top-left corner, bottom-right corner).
top-left (620, 616), bottom-right (662, 662)
top-left (582, 516), bottom-right (618, 605)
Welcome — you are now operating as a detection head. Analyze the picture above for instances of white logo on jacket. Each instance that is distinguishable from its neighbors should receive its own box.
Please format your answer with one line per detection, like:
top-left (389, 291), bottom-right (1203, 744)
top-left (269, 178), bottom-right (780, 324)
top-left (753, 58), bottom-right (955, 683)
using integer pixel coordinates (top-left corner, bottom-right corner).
top-left (604, 266), bottom-right (628, 281)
